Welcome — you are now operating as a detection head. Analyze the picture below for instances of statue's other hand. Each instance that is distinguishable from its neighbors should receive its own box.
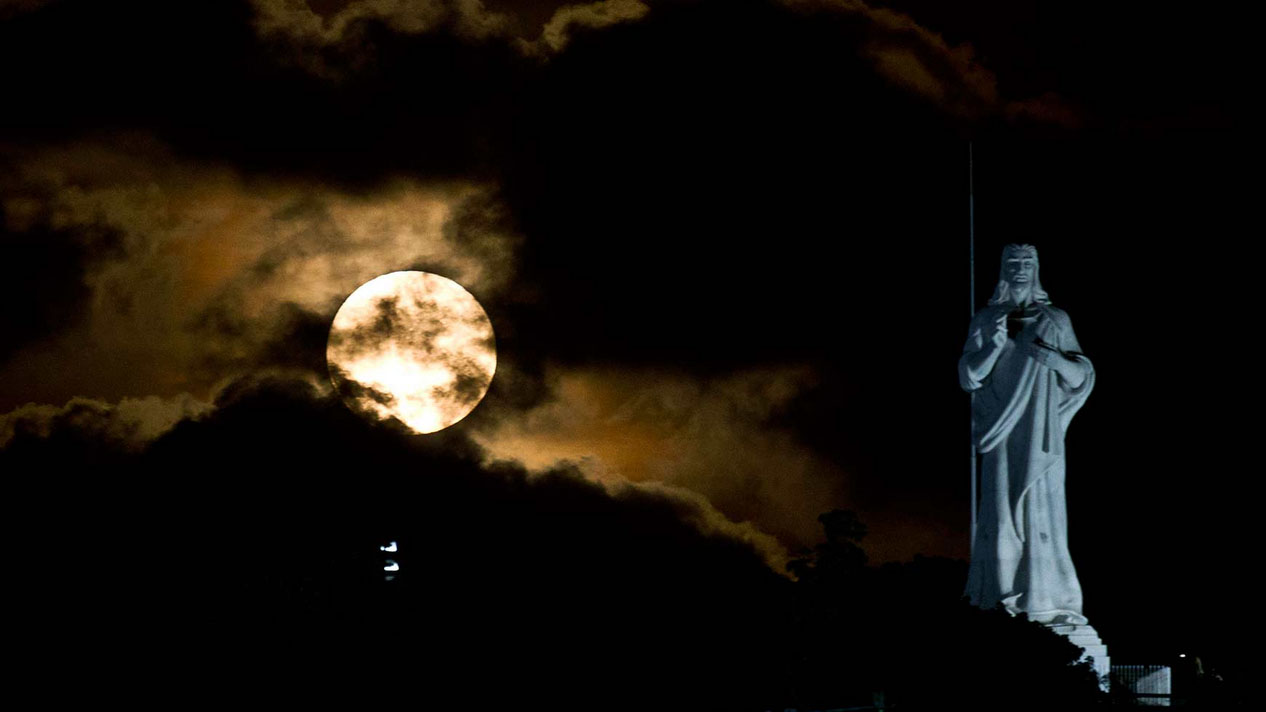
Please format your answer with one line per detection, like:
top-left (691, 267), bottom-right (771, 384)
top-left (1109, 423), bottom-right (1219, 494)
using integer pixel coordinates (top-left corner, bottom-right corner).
top-left (1021, 338), bottom-right (1060, 367)
top-left (1025, 338), bottom-right (1088, 387)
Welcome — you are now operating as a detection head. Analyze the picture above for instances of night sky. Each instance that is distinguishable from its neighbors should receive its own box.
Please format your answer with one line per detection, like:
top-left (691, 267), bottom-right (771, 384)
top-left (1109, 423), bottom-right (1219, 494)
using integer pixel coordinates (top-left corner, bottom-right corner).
top-left (1, 0), bottom-right (1249, 703)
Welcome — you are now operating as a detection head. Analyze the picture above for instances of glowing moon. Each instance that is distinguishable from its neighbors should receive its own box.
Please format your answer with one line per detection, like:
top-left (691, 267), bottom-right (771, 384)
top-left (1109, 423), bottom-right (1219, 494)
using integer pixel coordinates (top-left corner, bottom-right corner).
top-left (327, 271), bottom-right (496, 434)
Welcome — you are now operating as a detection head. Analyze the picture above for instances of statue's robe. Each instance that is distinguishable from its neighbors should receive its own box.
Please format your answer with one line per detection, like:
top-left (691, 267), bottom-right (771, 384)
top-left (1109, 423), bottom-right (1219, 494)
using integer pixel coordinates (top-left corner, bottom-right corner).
top-left (959, 302), bottom-right (1094, 625)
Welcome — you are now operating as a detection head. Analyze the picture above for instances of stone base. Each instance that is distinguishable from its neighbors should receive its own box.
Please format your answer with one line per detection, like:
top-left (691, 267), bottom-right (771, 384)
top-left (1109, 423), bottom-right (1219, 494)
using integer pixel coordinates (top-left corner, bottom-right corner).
top-left (1049, 623), bottom-right (1110, 690)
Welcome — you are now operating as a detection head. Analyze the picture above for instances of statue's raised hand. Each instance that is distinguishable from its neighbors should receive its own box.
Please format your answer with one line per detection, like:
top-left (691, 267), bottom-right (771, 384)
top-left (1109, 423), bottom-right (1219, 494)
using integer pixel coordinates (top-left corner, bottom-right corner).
top-left (988, 311), bottom-right (1008, 350)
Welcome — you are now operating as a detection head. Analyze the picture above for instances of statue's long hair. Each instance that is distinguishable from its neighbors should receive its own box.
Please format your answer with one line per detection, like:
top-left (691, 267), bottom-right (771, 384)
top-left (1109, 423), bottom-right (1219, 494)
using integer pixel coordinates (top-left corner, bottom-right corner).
top-left (987, 243), bottom-right (1050, 306)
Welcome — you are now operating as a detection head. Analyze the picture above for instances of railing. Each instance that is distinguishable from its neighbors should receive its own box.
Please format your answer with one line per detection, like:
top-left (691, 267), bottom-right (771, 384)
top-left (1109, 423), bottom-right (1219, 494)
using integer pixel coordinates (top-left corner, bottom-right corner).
top-left (1111, 664), bottom-right (1172, 707)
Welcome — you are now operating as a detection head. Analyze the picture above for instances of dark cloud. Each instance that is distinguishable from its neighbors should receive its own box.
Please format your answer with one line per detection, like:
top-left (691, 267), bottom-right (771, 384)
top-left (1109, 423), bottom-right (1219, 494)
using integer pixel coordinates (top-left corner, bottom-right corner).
top-left (6, 374), bottom-right (791, 707)
top-left (444, 363), bottom-right (491, 405)
top-left (0, 0), bottom-right (529, 184)
top-left (875, 0), bottom-right (1247, 130)
top-left (369, 294), bottom-right (406, 336)
top-left (0, 392), bottom-right (207, 452)
top-left (256, 302), bottom-right (341, 374)
top-left (0, 203), bottom-right (121, 363)
top-left (194, 300), bottom-right (340, 384)
top-left (328, 361), bottom-right (398, 410)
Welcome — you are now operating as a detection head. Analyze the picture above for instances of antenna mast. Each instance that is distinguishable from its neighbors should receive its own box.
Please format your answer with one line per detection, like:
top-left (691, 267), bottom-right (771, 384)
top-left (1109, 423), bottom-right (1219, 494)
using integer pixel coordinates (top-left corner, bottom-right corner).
top-left (968, 142), bottom-right (977, 558)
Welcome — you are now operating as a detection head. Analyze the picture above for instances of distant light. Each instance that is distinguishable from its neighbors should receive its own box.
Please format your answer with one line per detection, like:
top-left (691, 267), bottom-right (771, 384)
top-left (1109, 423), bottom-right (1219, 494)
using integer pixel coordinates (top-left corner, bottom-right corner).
top-left (1179, 654), bottom-right (1187, 658)
top-left (384, 560), bottom-right (399, 572)
top-left (380, 541), bottom-right (398, 552)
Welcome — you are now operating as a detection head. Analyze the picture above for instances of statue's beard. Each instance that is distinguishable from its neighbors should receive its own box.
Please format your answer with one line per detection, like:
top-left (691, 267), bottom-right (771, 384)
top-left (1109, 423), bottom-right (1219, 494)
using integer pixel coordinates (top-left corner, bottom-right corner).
top-left (989, 276), bottom-right (1045, 308)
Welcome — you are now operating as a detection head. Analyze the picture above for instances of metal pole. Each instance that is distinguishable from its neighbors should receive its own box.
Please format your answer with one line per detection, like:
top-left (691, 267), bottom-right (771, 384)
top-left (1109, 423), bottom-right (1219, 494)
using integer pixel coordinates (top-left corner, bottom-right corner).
top-left (968, 141), bottom-right (977, 558)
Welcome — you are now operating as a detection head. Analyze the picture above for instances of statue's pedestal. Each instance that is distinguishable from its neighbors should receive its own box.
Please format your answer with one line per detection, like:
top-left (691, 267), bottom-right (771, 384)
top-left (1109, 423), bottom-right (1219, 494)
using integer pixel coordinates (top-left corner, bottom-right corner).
top-left (1049, 623), bottom-right (1110, 689)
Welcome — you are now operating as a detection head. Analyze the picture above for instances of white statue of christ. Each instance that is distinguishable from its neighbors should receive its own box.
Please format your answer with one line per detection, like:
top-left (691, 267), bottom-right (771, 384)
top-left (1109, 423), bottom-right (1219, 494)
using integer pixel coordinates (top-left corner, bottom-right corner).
top-left (958, 244), bottom-right (1094, 625)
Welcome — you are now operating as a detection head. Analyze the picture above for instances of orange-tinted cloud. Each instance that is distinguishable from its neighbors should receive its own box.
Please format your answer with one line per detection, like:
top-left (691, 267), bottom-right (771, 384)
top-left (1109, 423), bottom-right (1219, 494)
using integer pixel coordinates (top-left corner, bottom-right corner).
top-left (0, 138), bottom-right (518, 410)
top-left (473, 364), bottom-right (968, 562)
top-left (0, 393), bottom-right (210, 450)
top-left (251, 0), bottom-right (510, 43)
top-left (781, 0), bottom-right (1077, 123)
top-left (247, 0), bottom-right (1077, 127)
top-left (474, 366), bottom-right (847, 548)
top-left (530, 0), bottom-right (649, 54)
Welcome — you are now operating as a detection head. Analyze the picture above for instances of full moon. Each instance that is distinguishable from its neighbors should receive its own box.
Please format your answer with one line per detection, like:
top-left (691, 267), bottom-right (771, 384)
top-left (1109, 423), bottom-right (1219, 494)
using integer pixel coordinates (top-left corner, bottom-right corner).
top-left (327, 271), bottom-right (496, 434)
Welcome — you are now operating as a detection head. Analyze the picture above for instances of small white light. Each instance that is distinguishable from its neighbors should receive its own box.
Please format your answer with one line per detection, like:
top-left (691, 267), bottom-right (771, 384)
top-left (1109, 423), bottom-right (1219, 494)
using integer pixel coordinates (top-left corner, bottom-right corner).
top-left (380, 541), bottom-right (398, 552)
top-left (384, 560), bottom-right (399, 572)
top-left (1179, 654), bottom-right (1186, 658)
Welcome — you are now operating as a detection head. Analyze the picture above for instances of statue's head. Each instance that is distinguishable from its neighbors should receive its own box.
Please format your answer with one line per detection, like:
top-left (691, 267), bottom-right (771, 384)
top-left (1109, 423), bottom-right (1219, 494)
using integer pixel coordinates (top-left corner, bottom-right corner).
top-left (987, 243), bottom-right (1049, 306)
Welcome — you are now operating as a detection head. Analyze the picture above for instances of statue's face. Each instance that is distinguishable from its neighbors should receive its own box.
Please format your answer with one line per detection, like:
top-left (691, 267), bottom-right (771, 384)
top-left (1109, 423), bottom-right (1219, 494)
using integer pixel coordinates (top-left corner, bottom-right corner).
top-left (1003, 252), bottom-right (1037, 286)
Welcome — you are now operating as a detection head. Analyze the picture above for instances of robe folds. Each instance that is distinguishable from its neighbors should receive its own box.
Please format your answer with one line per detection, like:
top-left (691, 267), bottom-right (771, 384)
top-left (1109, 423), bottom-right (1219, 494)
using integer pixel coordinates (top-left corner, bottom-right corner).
top-left (958, 302), bottom-right (1094, 625)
